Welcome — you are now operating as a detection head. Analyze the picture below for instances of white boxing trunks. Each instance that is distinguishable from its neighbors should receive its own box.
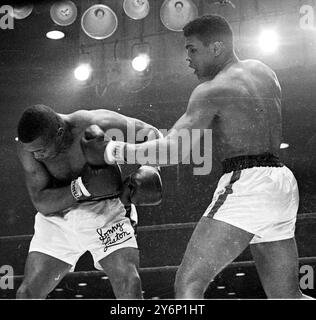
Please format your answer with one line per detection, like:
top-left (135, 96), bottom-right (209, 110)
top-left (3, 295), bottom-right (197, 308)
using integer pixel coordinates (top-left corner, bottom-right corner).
top-left (29, 198), bottom-right (138, 270)
top-left (203, 154), bottom-right (298, 244)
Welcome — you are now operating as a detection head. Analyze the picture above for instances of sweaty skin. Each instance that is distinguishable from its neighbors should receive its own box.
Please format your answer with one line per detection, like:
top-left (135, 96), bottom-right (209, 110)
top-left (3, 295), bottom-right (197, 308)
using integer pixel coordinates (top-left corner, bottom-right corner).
top-left (17, 109), bottom-right (160, 216)
top-left (206, 59), bottom-right (282, 161)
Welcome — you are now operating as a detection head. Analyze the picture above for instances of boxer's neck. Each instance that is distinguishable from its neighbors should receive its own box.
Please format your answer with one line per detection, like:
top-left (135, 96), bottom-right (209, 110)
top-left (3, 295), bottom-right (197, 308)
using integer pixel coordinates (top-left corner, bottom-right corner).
top-left (209, 51), bottom-right (237, 80)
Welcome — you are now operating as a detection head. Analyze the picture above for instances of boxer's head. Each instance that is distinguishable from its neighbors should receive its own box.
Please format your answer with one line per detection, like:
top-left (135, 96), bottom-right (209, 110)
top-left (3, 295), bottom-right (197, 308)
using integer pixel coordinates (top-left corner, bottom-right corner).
top-left (183, 15), bottom-right (234, 80)
top-left (17, 104), bottom-right (66, 160)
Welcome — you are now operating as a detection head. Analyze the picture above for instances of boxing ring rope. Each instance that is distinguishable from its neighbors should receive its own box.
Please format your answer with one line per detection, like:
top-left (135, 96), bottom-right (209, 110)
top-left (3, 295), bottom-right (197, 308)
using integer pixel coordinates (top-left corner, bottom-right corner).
top-left (0, 212), bottom-right (315, 243)
top-left (1, 212), bottom-right (316, 282)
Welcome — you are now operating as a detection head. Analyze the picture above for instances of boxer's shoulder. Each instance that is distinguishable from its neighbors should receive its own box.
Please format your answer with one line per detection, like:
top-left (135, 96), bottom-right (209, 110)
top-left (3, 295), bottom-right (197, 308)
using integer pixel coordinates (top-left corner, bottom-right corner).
top-left (192, 77), bottom-right (240, 103)
top-left (63, 109), bottom-right (94, 126)
top-left (65, 109), bottom-right (125, 131)
top-left (16, 141), bottom-right (42, 172)
top-left (239, 59), bottom-right (278, 82)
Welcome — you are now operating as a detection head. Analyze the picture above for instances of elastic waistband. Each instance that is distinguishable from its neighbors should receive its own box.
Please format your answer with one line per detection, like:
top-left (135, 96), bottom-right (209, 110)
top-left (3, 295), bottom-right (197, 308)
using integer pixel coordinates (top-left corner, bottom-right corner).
top-left (78, 193), bottom-right (121, 203)
top-left (222, 153), bottom-right (283, 174)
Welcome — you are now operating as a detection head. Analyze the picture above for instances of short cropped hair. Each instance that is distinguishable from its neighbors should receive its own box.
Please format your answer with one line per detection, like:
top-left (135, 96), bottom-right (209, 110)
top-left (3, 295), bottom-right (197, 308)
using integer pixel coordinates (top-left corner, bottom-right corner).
top-left (17, 104), bottom-right (61, 143)
top-left (183, 15), bottom-right (233, 49)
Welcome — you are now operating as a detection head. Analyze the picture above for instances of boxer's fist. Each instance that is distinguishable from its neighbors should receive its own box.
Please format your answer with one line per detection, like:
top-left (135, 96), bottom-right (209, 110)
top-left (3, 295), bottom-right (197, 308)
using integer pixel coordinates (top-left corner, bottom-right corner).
top-left (80, 125), bottom-right (111, 167)
top-left (120, 166), bottom-right (162, 206)
top-left (71, 164), bottom-right (122, 201)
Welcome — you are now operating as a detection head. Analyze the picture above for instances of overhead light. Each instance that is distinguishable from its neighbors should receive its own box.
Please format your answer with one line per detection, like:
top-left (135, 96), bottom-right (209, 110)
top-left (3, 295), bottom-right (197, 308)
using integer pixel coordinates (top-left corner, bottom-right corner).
top-left (160, 0), bottom-right (198, 32)
top-left (123, 0), bottom-right (150, 20)
top-left (131, 42), bottom-right (151, 72)
top-left (132, 54), bottom-right (150, 72)
top-left (258, 29), bottom-right (280, 54)
top-left (55, 288), bottom-right (64, 292)
top-left (46, 30), bottom-right (65, 40)
top-left (81, 4), bottom-right (118, 40)
top-left (217, 286), bottom-right (226, 289)
top-left (280, 143), bottom-right (289, 149)
top-left (74, 63), bottom-right (92, 81)
top-left (50, 1), bottom-right (78, 26)
top-left (74, 294), bottom-right (84, 298)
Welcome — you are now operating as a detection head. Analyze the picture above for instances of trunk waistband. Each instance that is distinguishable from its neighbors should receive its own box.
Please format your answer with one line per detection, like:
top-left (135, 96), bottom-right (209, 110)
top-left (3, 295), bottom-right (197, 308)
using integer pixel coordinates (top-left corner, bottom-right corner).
top-left (222, 153), bottom-right (283, 174)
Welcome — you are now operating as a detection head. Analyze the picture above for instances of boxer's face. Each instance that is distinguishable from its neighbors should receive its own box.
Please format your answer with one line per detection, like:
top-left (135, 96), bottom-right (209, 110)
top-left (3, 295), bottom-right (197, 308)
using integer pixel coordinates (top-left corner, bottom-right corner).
top-left (23, 135), bottom-right (60, 160)
top-left (185, 35), bottom-right (217, 80)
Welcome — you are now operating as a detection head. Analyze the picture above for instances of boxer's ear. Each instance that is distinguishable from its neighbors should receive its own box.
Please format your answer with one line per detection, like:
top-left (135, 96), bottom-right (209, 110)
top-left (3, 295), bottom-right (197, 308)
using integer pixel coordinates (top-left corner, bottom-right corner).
top-left (57, 127), bottom-right (64, 136)
top-left (213, 41), bottom-right (224, 56)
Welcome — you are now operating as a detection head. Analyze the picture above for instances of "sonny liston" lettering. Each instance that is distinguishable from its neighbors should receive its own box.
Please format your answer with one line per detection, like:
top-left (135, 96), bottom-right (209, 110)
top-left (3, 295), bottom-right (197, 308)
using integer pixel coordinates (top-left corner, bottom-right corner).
top-left (96, 222), bottom-right (132, 252)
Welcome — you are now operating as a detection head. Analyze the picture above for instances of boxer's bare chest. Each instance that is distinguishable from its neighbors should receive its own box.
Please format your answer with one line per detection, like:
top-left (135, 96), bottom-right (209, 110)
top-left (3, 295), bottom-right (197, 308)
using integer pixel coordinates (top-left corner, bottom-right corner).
top-left (42, 137), bottom-right (86, 182)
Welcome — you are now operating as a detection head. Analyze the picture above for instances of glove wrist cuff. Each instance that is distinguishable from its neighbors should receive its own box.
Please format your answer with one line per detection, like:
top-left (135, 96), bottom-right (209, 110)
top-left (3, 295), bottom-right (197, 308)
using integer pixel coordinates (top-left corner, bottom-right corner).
top-left (71, 177), bottom-right (91, 201)
top-left (104, 141), bottom-right (126, 164)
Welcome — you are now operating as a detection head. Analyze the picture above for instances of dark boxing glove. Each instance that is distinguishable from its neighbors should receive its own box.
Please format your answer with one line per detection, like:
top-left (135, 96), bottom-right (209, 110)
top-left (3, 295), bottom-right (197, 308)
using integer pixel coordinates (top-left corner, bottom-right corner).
top-left (71, 164), bottom-right (123, 201)
top-left (120, 166), bottom-right (162, 206)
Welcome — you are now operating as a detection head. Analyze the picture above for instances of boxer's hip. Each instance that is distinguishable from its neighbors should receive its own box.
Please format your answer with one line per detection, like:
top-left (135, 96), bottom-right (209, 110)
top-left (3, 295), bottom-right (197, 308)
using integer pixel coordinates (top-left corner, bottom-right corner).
top-left (203, 154), bottom-right (298, 239)
top-left (35, 196), bottom-right (128, 235)
top-left (221, 152), bottom-right (284, 174)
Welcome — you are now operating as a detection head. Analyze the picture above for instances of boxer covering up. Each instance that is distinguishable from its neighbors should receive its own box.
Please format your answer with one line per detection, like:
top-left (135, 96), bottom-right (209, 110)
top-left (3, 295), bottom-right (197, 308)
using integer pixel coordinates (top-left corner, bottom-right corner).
top-left (16, 105), bottom-right (162, 299)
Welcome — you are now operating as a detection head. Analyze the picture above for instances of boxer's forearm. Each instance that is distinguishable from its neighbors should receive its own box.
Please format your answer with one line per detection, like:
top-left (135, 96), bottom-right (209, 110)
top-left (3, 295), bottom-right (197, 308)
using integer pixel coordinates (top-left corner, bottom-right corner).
top-left (124, 134), bottom-right (190, 166)
top-left (134, 126), bottom-right (163, 143)
top-left (31, 186), bottom-right (76, 216)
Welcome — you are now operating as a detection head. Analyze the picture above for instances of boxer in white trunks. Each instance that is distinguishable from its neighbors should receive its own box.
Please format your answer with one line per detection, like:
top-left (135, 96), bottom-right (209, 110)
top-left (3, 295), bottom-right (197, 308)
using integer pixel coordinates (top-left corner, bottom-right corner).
top-left (16, 105), bottom-right (162, 299)
top-left (82, 15), bottom-right (312, 299)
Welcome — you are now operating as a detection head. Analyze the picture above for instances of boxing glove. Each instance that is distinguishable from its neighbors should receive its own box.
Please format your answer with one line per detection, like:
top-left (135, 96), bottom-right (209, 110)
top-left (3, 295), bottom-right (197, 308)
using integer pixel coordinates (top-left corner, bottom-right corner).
top-left (71, 164), bottom-right (123, 201)
top-left (120, 166), bottom-right (162, 206)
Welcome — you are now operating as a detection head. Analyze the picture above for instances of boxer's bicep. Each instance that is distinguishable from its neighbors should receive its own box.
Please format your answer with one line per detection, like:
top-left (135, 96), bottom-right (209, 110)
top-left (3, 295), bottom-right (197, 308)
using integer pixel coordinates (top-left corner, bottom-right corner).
top-left (163, 85), bottom-right (218, 162)
top-left (171, 85), bottom-right (218, 133)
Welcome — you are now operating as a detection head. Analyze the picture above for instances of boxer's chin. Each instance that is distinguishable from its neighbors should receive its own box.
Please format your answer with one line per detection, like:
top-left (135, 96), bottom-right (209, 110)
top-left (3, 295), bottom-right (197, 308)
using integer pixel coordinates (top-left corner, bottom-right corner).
top-left (196, 72), bottom-right (205, 81)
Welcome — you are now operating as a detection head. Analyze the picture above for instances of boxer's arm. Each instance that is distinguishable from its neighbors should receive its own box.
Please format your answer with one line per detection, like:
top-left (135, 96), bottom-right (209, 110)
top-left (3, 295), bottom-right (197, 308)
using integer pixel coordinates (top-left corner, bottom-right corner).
top-left (17, 145), bottom-right (76, 216)
top-left (91, 109), bottom-right (163, 143)
top-left (120, 84), bottom-right (219, 166)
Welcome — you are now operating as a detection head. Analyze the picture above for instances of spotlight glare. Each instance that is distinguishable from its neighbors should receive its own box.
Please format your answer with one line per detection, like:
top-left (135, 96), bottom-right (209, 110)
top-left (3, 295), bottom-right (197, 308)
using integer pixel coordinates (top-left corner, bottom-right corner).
top-left (78, 283), bottom-right (87, 287)
top-left (280, 143), bottom-right (289, 149)
top-left (258, 29), bottom-right (279, 54)
top-left (46, 30), bottom-right (65, 40)
top-left (74, 64), bottom-right (92, 81)
top-left (236, 272), bottom-right (246, 277)
top-left (132, 54), bottom-right (150, 72)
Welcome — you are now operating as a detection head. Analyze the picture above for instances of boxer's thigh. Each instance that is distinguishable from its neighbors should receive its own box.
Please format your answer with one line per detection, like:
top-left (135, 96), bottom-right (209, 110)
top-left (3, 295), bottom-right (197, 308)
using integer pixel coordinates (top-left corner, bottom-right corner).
top-left (97, 247), bottom-right (142, 298)
top-left (250, 238), bottom-right (302, 298)
top-left (176, 217), bottom-right (253, 285)
top-left (98, 247), bottom-right (140, 277)
top-left (18, 251), bottom-right (72, 298)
